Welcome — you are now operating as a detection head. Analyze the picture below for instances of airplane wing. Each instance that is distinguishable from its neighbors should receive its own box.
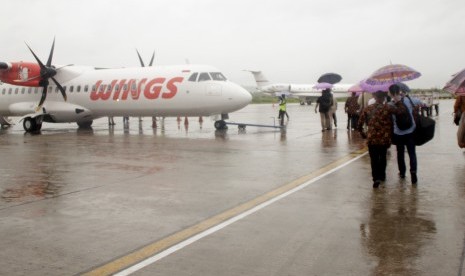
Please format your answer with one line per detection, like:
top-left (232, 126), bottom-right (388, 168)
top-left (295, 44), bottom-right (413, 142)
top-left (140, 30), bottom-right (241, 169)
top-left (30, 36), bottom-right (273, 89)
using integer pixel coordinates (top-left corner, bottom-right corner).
top-left (8, 101), bottom-right (94, 123)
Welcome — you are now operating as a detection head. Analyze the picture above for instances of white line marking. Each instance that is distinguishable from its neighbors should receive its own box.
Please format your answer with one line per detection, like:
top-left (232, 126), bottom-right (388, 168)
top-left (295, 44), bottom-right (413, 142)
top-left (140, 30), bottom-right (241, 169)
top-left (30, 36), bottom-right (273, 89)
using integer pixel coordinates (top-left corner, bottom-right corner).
top-left (115, 151), bottom-right (368, 276)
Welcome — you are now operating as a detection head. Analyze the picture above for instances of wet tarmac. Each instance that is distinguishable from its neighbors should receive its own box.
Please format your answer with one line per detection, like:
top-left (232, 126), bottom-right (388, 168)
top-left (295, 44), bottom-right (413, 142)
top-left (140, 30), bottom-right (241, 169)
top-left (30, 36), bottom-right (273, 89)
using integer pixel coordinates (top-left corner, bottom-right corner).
top-left (0, 100), bottom-right (464, 276)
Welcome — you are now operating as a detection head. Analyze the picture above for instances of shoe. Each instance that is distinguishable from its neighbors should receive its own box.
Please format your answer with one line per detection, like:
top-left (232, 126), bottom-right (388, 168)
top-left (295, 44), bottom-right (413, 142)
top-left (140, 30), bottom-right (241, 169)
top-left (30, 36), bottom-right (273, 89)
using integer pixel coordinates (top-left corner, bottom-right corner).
top-left (373, 181), bottom-right (380, 188)
top-left (411, 173), bottom-right (418, 184)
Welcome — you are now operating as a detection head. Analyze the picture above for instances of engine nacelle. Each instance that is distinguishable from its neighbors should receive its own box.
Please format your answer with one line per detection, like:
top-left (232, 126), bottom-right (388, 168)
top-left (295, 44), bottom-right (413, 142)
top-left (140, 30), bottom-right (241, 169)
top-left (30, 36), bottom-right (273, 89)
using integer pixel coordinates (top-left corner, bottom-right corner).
top-left (0, 61), bottom-right (41, 87)
top-left (0, 62), bottom-right (12, 70)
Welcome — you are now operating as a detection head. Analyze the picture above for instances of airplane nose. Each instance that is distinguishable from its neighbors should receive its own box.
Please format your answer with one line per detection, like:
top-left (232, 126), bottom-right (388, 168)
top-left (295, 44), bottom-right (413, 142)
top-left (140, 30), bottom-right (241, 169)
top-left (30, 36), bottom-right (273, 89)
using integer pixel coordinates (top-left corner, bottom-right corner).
top-left (230, 82), bottom-right (252, 107)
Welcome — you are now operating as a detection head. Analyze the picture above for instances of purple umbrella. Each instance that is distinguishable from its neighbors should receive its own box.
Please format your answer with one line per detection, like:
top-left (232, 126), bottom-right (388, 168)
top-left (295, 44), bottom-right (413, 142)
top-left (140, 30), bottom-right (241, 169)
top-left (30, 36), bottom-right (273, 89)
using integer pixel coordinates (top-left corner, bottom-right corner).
top-left (366, 64), bottom-right (421, 85)
top-left (348, 83), bottom-right (363, 95)
top-left (359, 80), bottom-right (391, 93)
top-left (313, 82), bottom-right (333, 90)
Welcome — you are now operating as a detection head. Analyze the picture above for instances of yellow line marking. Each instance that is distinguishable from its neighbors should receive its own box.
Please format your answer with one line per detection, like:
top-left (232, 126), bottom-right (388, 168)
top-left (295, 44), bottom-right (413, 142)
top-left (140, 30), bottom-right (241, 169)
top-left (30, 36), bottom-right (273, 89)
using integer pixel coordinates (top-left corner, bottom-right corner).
top-left (82, 148), bottom-right (367, 276)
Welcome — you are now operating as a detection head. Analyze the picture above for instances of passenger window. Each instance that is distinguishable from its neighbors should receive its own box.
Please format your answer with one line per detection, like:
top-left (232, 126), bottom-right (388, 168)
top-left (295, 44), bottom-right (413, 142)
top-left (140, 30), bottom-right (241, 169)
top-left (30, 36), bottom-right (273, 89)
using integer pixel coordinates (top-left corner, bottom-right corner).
top-left (198, 72), bottom-right (211, 82)
top-left (131, 82), bottom-right (137, 91)
top-left (28, 87), bottom-right (32, 94)
top-left (210, 72), bottom-right (227, 81)
top-left (8, 88), bottom-right (12, 94)
top-left (15, 88), bottom-right (18, 94)
top-left (115, 84), bottom-right (119, 91)
top-left (123, 84), bottom-right (128, 91)
top-left (21, 88), bottom-right (25, 94)
top-left (188, 73), bottom-right (198, 82)
top-left (107, 85), bottom-right (112, 92)
top-left (99, 85), bottom-right (105, 92)
top-left (84, 85), bottom-right (89, 92)
top-left (77, 85), bottom-right (81, 92)
top-left (70, 86), bottom-right (74, 93)
top-left (49, 86), bottom-right (53, 93)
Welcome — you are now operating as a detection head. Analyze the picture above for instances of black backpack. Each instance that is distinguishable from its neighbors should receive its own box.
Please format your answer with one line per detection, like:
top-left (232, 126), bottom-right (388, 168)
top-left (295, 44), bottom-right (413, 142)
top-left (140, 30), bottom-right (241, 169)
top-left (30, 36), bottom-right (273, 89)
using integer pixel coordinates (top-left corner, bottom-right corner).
top-left (319, 96), bottom-right (332, 112)
top-left (395, 98), bottom-right (413, 130)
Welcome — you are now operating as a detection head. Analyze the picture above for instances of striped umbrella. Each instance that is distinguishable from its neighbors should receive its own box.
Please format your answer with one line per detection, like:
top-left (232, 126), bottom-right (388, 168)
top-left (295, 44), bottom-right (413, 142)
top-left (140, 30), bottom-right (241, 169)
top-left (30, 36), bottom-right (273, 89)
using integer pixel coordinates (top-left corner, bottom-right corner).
top-left (366, 64), bottom-right (421, 85)
top-left (443, 68), bottom-right (465, 95)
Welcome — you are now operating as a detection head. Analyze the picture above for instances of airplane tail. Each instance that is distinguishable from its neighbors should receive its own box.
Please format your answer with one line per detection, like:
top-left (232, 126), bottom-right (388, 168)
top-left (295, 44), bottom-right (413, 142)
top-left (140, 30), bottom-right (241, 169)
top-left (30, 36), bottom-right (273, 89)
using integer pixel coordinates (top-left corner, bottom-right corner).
top-left (245, 70), bottom-right (270, 88)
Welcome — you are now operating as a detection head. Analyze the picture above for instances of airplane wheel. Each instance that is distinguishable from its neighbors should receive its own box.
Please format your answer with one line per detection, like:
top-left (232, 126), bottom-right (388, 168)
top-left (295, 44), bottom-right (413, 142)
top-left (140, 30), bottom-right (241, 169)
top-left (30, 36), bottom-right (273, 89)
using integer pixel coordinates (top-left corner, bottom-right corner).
top-left (214, 120), bottom-right (227, 130)
top-left (77, 120), bottom-right (93, 129)
top-left (23, 117), bottom-right (37, 132)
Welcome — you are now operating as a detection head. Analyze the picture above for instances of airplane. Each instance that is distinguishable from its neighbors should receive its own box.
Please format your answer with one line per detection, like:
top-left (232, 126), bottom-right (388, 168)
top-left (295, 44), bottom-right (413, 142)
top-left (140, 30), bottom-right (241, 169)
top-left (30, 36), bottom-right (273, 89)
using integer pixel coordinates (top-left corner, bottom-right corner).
top-left (245, 70), bottom-right (353, 105)
top-left (0, 39), bottom-right (251, 132)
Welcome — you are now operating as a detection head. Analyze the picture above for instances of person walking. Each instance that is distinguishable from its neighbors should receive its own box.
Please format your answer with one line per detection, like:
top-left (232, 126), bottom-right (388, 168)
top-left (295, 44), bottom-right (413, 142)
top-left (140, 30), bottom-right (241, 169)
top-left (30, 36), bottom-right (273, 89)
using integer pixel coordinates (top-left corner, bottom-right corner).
top-left (357, 91), bottom-right (395, 188)
top-left (277, 95), bottom-right (288, 125)
top-left (331, 94), bottom-right (338, 128)
top-left (454, 95), bottom-right (465, 147)
top-left (388, 84), bottom-right (422, 184)
top-left (315, 89), bottom-right (333, 131)
top-left (108, 116), bottom-right (115, 126)
top-left (345, 92), bottom-right (360, 130)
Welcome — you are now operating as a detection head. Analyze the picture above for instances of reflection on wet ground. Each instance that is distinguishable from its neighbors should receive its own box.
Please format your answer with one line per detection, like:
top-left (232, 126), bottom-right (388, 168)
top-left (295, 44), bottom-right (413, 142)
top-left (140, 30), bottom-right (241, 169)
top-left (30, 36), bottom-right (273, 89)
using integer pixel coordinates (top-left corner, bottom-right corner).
top-left (0, 101), bottom-right (463, 275)
top-left (361, 187), bottom-right (436, 275)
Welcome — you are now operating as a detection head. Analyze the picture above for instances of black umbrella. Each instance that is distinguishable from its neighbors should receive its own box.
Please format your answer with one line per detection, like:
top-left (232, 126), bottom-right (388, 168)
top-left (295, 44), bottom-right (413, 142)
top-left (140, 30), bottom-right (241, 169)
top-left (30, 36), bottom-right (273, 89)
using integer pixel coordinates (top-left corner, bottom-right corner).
top-left (318, 73), bottom-right (342, 84)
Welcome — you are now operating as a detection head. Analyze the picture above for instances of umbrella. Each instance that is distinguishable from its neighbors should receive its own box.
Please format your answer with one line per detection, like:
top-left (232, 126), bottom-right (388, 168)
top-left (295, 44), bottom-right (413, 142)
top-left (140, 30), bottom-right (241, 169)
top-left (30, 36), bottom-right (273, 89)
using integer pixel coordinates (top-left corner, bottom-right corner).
top-left (348, 83), bottom-right (363, 95)
top-left (318, 73), bottom-right (342, 84)
top-left (313, 82), bottom-right (333, 90)
top-left (359, 79), bottom-right (390, 93)
top-left (365, 64), bottom-right (421, 85)
top-left (443, 68), bottom-right (465, 95)
top-left (397, 82), bottom-right (410, 93)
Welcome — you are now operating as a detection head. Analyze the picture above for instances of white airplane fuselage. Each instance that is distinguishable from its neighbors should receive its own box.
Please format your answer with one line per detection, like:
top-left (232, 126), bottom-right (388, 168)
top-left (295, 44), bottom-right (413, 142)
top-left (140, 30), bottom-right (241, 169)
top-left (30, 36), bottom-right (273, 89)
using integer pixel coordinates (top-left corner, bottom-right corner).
top-left (246, 71), bottom-right (353, 103)
top-left (0, 64), bottom-right (252, 125)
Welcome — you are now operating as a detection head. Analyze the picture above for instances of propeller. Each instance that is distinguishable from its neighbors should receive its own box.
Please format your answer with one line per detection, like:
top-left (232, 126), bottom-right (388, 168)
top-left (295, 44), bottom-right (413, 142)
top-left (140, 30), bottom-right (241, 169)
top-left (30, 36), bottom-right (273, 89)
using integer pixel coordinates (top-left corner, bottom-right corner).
top-left (136, 49), bottom-right (155, 67)
top-left (25, 38), bottom-right (67, 110)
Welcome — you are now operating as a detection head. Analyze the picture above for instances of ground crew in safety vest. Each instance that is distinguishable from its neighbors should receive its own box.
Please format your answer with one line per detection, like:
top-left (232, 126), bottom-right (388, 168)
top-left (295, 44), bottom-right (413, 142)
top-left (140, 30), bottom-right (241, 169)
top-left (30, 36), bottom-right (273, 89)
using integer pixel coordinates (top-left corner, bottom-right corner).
top-left (278, 94), bottom-right (289, 123)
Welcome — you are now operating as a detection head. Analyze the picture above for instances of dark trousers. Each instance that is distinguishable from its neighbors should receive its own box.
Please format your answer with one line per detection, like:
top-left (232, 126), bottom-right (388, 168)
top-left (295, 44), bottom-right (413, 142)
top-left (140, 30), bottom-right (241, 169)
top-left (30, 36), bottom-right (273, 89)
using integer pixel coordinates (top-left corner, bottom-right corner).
top-left (347, 114), bottom-right (359, 129)
top-left (393, 133), bottom-right (417, 175)
top-left (368, 145), bottom-right (388, 182)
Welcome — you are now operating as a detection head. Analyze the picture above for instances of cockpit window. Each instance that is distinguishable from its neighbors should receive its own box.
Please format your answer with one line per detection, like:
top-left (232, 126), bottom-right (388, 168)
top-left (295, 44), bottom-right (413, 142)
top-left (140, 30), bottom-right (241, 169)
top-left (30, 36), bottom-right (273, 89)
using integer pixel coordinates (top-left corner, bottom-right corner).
top-left (188, 72), bottom-right (198, 82)
top-left (198, 72), bottom-right (211, 82)
top-left (210, 72), bottom-right (227, 81)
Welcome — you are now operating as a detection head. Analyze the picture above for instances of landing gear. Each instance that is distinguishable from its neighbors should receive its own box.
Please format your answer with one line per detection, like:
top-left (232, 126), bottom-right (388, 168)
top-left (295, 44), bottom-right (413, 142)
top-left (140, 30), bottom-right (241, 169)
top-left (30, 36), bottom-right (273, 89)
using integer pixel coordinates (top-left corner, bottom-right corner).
top-left (214, 120), bottom-right (227, 130)
top-left (23, 117), bottom-right (42, 132)
top-left (77, 120), bottom-right (93, 129)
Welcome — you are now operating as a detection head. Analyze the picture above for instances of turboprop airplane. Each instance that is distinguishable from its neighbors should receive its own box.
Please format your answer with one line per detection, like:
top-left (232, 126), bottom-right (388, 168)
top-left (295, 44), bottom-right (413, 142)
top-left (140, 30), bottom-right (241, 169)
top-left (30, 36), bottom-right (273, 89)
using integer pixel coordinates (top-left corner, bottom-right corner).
top-left (0, 40), bottom-right (251, 132)
top-left (246, 70), bottom-right (353, 105)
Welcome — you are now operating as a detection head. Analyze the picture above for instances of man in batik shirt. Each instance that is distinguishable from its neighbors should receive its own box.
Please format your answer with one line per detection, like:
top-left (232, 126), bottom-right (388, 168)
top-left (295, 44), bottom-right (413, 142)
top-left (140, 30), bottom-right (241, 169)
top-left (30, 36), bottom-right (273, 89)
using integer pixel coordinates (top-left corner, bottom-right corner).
top-left (357, 91), bottom-right (395, 188)
top-left (345, 92), bottom-right (360, 130)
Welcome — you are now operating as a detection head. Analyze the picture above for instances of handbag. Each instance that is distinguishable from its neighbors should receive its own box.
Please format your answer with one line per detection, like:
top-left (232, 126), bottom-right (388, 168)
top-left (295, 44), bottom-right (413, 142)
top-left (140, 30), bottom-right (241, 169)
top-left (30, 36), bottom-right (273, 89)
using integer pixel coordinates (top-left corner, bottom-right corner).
top-left (414, 114), bottom-right (435, 145)
top-left (406, 96), bottom-right (435, 146)
top-left (406, 96), bottom-right (435, 145)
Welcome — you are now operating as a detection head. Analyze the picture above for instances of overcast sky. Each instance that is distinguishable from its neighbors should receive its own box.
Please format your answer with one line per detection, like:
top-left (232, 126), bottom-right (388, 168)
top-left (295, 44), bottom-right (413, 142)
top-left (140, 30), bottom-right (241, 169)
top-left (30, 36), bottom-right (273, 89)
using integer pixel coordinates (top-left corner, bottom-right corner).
top-left (2, 0), bottom-right (464, 89)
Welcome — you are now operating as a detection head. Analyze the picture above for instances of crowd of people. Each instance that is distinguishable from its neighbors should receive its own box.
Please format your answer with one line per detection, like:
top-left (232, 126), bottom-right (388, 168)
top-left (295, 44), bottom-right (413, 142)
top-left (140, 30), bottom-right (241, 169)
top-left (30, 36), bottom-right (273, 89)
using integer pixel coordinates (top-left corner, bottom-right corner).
top-left (313, 84), bottom-right (423, 188)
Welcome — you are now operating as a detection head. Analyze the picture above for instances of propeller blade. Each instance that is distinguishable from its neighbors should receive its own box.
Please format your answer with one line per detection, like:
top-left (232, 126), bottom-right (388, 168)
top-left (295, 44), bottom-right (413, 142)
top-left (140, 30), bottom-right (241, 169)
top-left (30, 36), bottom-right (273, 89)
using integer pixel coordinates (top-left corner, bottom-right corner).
top-left (37, 86), bottom-right (48, 111)
top-left (148, 51), bottom-right (155, 67)
top-left (136, 49), bottom-right (145, 67)
top-left (25, 42), bottom-right (46, 69)
top-left (46, 37), bottom-right (56, 67)
top-left (51, 77), bottom-right (67, 101)
top-left (55, 64), bottom-right (74, 70)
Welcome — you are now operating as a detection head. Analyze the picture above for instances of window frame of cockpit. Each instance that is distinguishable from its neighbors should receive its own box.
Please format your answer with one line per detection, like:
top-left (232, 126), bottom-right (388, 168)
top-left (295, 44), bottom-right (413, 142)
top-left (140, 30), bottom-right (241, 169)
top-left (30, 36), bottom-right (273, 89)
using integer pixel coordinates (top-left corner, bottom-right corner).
top-left (198, 72), bottom-right (212, 82)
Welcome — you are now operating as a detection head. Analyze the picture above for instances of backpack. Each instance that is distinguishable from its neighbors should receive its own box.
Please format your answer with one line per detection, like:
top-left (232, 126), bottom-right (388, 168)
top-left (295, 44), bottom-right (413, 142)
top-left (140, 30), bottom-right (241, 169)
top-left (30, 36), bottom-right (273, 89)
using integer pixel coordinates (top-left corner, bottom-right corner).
top-left (395, 98), bottom-right (413, 130)
top-left (319, 96), bottom-right (332, 112)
